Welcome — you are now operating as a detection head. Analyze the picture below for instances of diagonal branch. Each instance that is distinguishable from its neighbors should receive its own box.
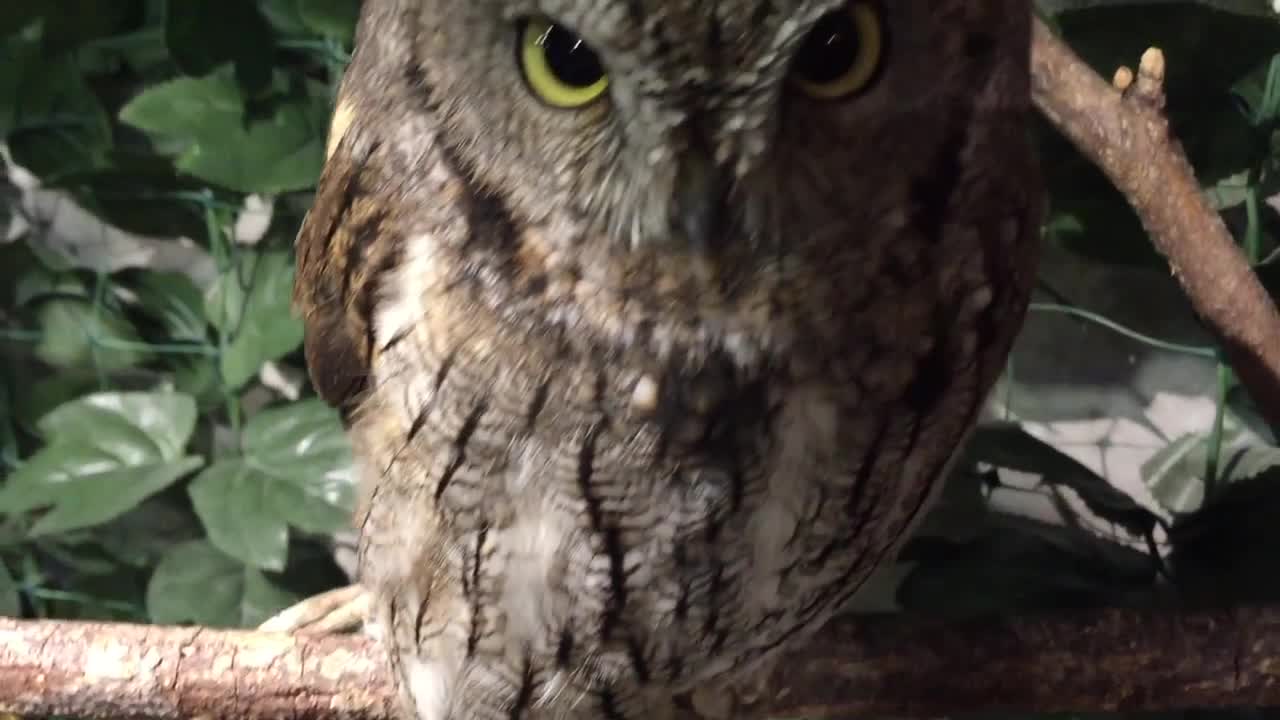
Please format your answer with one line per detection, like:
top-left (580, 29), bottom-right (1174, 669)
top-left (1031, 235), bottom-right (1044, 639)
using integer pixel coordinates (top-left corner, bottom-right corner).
top-left (1030, 17), bottom-right (1280, 427)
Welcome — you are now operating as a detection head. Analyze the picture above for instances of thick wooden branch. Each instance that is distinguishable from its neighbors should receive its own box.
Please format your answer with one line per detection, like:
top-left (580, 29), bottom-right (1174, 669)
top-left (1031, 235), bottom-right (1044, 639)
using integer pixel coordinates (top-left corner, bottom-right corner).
top-left (1030, 17), bottom-right (1280, 426)
top-left (3, 607), bottom-right (1280, 720)
top-left (0, 618), bottom-right (395, 720)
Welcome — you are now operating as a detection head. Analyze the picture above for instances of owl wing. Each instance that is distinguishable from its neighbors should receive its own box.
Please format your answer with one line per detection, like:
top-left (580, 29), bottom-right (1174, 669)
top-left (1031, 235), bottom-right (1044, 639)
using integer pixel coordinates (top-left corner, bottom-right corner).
top-left (292, 113), bottom-right (395, 422)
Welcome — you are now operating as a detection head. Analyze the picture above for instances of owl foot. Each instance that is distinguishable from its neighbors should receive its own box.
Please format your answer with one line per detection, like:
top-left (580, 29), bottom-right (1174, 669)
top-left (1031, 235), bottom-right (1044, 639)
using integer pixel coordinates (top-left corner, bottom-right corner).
top-left (258, 584), bottom-right (370, 634)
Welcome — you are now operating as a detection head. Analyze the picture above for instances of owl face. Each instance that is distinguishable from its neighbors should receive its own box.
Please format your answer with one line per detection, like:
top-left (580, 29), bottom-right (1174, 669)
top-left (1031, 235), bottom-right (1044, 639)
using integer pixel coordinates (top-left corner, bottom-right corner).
top-left (403, 0), bottom-right (1019, 249)
top-left (338, 0), bottom-right (1031, 369)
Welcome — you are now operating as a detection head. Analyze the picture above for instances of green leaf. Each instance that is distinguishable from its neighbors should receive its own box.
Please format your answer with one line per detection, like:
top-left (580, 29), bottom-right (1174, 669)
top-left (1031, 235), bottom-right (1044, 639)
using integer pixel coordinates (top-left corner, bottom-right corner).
top-left (37, 390), bottom-right (198, 458)
top-left (170, 355), bottom-right (224, 411)
top-left (147, 539), bottom-right (300, 628)
top-left (1232, 53), bottom-right (1280, 126)
top-left (242, 564), bottom-right (305, 626)
top-left (1139, 409), bottom-right (1274, 516)
top-left (188, 459), bottom-right (291, 571)
top-left (0, 562), bottom-right (18, 616)
top-left (24, 455), bottom-right (201, 537)
top-left (203, 248), bottom-right (304, 389)
top-left (0, 391), bottom-right (203, 536)
top-left (187, 399), bottom-right (355, 570)
top-left (117, 66), bottom-right (244, 152)
top-left (242, 399), bottom-right (356, 533)
top-left (298, 0), bottom-right (360, 43)
top-left (31, 296), bottom-right (151, 372)
top-left (1221, 444), bottom-right (1280, 482)
top-left (127, 270), bottom-right (210, 343)
top-left (119, 67), bottom-right (328, 193)
top-left (1140, 433), bottom-right (1207, 515)
top-left (1206, 170), bottom-right (1253, 211)
top-left (965, 422), bottom-right (1162, 540)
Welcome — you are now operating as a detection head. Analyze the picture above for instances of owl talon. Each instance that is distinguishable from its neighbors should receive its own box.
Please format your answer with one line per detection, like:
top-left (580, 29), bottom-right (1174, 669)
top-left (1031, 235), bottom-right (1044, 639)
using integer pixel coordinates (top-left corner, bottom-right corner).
top-left (258, 584), bottom-right (370, 635)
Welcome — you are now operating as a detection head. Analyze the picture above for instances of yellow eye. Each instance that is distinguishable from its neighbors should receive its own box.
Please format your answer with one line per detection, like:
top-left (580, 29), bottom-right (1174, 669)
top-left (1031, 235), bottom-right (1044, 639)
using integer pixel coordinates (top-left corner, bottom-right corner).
top-left (519, 18), bottom-right (609, 109)
top-left (789, 2), bottom-right (885, 100)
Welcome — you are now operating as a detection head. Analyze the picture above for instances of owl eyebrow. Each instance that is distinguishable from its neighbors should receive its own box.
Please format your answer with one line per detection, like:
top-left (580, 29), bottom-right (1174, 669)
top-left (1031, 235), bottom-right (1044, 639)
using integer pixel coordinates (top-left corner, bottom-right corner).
top-left (327, 99), bottom-right (358, 161)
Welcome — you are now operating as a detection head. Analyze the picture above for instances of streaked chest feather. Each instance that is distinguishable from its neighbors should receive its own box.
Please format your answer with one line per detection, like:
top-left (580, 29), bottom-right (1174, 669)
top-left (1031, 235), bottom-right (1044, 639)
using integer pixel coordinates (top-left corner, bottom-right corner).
top-left (352, 228), bottom-right (987, 706)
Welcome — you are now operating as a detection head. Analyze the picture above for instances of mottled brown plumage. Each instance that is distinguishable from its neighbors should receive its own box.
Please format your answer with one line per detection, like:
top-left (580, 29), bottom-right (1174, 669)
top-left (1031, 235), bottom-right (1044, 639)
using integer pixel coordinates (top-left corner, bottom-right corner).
top-left (292, 1), bottom-right (1041, 719)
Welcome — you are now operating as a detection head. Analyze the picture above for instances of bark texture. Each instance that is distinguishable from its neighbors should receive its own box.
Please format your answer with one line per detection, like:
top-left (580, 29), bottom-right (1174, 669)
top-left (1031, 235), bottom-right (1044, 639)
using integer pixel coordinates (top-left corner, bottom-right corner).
top-left (1030, 19), bottom-right (1280, 427)
top-left (5, 606), bottom-right (1280, 720)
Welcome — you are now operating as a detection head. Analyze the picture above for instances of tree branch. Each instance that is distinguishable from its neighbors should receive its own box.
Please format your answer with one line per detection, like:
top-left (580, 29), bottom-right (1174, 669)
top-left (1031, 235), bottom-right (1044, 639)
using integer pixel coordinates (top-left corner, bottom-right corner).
top-left (4, 606), bottom-right (1280, 720)
top-left (0, 617), bottom-right (395, 720)
top-left (1030, 17), bottom-right (1280, 427)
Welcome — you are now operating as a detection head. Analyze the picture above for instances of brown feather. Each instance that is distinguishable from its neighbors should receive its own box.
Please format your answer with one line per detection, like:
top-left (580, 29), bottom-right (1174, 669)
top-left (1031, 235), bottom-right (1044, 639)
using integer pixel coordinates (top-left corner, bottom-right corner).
top-left (293, 120), bottom-right (400, 421)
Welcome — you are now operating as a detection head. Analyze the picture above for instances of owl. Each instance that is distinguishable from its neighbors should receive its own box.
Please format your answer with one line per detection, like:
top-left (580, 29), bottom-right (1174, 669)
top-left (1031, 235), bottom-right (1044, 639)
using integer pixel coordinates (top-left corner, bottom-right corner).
top-left (290, 0), bottom-right (1041, 719)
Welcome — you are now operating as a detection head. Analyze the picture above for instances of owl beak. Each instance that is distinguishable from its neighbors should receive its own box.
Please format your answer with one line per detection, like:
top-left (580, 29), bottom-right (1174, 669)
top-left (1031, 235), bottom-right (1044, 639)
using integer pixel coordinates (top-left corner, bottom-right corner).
top-left (674, 148), bottom-right (730, 254)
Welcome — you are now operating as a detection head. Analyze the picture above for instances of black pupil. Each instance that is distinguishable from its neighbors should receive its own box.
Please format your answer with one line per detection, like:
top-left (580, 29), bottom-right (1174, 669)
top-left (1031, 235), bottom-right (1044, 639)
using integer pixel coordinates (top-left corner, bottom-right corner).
top-left (794, 12), bottom-right (861, 84)
top-left (538, 24), bottom-right (604, 87)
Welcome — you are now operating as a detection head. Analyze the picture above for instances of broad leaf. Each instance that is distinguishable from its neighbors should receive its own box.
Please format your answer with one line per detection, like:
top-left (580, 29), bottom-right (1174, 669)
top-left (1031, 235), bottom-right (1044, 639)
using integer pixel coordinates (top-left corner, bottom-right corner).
top-left (0, 391), bottom-right (203, 536)
top-left (31, 296), bottom-right (150, 372)
top-left (37, 390), bottom-right (198, 458)
top-left (1222, 444), bottom-right (1280, 482)
top-left (1140, 433), bottom-right (1208, 514)
top-left (203, 249), bottom-right (304, 389)
top-left (119, 67), bottom-right (328, 193)
top-left (242, 399), bottom-right (356, 533)
top-left (127, 270), bottom-right (210, 343)
top-left (188, 459), bottom-right (291, 571)
top-left (147, 539), bottom-right (300, 628)
top-left (188, 399), bottom-right (355, 570)
top-left (1140, 409), bottom-right (1276, 515)
top-left (1232, 53), bottom-right (1280, 126)
top-left (965, 422), bottom-right (1161, 540)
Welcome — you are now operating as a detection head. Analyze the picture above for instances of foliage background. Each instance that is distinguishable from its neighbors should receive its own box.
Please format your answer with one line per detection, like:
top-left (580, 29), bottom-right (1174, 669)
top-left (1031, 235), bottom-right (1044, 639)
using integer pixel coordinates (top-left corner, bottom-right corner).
top-left (2, 0), bottom-right (1280, 715)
